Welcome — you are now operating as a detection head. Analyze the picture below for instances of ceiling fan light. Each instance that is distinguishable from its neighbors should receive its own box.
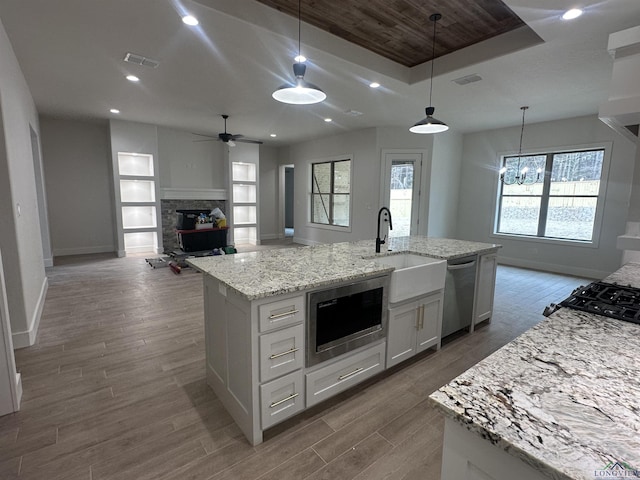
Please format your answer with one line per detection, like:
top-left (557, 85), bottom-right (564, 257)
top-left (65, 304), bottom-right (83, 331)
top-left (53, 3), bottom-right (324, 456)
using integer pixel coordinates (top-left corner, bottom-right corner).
top-left (409, 107), bottom-right (449, 134)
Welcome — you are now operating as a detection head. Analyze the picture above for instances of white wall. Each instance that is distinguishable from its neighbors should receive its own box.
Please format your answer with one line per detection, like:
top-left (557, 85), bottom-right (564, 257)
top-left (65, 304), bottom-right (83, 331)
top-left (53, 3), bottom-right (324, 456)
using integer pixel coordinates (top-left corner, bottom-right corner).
top-left (40, 117), bottom-right (115, 256)
top-left (429, 131), bottom-right (463, 237)
top-left (287, 128), bottom-right (380, 245)
top-left (259, 145), bottom-right (279, 240)
top-left (456, 114), bottom-right (637, 278)
top-left (157, 127), bottom-right (225, 189)
top-left (0, 17), bottom-right (47, 348)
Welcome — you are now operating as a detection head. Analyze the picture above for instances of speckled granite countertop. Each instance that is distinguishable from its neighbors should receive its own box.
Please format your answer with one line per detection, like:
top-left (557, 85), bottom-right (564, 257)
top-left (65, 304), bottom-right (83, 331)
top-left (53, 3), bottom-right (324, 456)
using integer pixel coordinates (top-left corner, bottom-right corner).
top-left (429, 263), bottom-right (640, 480)
top-left (186, 236), bottom-right (500, 300)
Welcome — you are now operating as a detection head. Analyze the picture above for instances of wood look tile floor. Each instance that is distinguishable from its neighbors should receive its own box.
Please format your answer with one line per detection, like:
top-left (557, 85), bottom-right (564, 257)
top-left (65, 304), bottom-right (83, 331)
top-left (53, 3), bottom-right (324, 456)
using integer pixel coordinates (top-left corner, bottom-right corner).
top-left (0, 251), bottom-right (593, 480)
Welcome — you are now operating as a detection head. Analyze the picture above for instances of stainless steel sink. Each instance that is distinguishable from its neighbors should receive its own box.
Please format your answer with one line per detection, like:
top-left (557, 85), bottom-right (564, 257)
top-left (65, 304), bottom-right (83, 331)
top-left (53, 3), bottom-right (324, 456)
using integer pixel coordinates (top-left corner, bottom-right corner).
top-left (373, 253), bottom-right (447, 303)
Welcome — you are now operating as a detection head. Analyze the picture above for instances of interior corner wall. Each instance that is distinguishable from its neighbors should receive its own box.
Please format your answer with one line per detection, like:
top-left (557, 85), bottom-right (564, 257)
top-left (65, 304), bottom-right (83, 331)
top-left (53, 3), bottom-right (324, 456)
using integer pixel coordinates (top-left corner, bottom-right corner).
top-left (40, 117), bottom-right (115, 256)
top-left (456, 114), bottom-right (637, 279)
top-left (429, 131), bottom-right (463, 238)
top-left (259, 145), bottom-right (279, 240)
top-left (0, 17), bottom-right (47, 347)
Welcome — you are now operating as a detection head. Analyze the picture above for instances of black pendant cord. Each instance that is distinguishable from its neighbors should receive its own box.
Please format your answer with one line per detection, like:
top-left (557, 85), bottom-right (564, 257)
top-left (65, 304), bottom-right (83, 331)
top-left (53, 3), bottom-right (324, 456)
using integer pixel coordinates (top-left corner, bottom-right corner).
top-left (298, 0), bottom-right (301, 59)
top-left (428, 15), bottom-right (437, 108)
top-left (516, 106), bottom-right (528, 174)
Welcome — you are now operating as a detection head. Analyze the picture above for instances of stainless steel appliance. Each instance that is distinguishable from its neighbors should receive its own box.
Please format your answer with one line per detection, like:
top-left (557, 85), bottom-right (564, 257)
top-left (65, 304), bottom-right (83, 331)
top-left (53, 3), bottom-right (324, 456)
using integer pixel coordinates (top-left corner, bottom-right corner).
top-left (544, 281), bottom-right (640, 324)
top-left (442, 255), bottom-right (478, 338)
top-left (307, 275), bottom-right (389, 367)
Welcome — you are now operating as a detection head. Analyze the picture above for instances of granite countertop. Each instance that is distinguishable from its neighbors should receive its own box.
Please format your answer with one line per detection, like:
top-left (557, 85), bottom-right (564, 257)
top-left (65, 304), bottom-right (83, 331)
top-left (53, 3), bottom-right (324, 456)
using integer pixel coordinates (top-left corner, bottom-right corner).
top-left (429, 263), bottom-right (640, 480)
top-left (186, 236), bottom-right (500, 300)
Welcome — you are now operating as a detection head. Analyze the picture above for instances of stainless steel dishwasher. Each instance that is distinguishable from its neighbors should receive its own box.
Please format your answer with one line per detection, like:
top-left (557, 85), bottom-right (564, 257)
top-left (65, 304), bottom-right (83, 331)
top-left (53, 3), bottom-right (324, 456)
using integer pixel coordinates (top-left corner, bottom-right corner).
top-left (442, 255), bottom-right (478, 338)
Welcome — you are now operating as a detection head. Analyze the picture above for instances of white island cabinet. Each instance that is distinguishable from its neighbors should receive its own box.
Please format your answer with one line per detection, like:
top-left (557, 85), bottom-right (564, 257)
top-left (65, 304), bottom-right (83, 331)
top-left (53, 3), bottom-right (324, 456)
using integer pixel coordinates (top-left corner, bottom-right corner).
top-left (472, 252), bottom-right (498, 329)
top-left (189, 236), bottom-right (501, 446)
top-left (203, 275), bottom-right (306, 445)
top-left (386, 290), bottom-right (443, 368)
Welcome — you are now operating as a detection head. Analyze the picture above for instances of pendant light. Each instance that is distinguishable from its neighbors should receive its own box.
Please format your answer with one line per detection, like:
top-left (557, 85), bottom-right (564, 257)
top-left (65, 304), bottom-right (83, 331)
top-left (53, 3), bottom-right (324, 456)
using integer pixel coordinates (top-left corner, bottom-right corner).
top-left (272, 0), bottom-right (326, 105)
top-left (499, 106), bottom-right (542, 185)
top-left (410, 13), bottom-right (449, 134)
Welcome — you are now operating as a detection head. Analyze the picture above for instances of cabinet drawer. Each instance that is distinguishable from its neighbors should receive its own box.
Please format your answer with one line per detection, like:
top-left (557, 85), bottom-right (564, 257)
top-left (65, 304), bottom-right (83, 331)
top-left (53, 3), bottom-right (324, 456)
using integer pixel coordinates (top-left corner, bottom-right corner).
top-left (258, 295), bottom-right (304, 332)
top-left (306, 342), bottom-right (386, 408)
top-left (260, 370), bottom-right (305, 429)
top-left (260, 324), bottom-right (304, 383)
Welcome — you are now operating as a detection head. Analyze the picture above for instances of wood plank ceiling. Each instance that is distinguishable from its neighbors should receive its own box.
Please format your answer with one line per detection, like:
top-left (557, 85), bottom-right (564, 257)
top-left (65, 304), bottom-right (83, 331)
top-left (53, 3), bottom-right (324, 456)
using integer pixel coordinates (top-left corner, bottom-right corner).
top-left (256, 0), bottom-right (526, 67)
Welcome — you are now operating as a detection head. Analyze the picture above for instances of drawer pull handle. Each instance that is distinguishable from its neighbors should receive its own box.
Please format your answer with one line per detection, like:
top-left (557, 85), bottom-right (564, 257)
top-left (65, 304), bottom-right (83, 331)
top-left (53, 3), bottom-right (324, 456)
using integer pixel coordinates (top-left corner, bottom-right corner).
top-left (269, 347), bottom-right (299, 360)
top-left (270, 392), bottom-right (299, 408)
top-left (338, 367), bottom-right (364, 381)
top-left (269, 309), bottom-right (299, 321)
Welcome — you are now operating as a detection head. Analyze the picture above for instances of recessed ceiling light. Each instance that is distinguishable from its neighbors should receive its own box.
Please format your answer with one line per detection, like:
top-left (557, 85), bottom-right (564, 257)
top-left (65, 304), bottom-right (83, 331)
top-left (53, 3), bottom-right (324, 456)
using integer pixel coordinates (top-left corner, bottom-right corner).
top-left (294, 55), bottom-right (307, 63)
top-left (562, 8), bottom-right (583, 20)
top-left (270, 134), bottom-right (277, 138)
top-left (324, 118), bottom-right (332, 123)
top-left (182, 15), bottom-right (199, 26)
top-left (110, 108), bottom-right (120, 114)
top-left (126, 75), bottom-right (140, 82)
top-left (369, 82), bottom-right (380, 88)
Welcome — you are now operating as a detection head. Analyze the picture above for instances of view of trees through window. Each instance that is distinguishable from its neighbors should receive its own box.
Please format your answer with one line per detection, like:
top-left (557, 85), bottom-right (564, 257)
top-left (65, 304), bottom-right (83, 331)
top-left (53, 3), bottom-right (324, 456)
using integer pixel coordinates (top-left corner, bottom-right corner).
top-left (389, 162), bottom-right (413, 237)
top-left (311, 159), bottom-right (350, 227)
top-left (496, 149), bottom-right (604, 242)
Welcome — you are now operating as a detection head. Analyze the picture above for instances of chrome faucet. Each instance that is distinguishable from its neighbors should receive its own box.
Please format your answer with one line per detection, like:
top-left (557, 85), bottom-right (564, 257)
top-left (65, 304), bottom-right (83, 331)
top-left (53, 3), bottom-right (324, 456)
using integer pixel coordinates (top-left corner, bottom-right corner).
top-left (376, 207), bottom-right (393, 253)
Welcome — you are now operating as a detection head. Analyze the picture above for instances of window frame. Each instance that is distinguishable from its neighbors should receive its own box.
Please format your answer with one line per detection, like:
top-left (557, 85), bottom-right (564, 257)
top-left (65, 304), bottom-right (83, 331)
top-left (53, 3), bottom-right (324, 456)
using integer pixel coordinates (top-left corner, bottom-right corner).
top-left (491, 142), bottom-right (612, 248)
top-left (308, 155), bottom-right (353, 232)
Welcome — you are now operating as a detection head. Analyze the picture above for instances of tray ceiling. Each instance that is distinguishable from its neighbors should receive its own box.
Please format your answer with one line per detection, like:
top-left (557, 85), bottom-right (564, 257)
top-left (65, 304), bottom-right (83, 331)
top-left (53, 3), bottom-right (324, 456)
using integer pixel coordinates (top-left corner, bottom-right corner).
top-left (256, 0), bottom-right (526, 67)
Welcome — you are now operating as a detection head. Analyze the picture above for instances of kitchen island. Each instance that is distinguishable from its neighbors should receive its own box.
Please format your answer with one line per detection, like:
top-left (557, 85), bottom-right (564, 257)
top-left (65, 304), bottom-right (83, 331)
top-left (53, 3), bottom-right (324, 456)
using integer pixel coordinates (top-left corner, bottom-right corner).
top-left (429, 263), bottom-right (640, 480)
top-left (188, 236), bottom-right (500, 445)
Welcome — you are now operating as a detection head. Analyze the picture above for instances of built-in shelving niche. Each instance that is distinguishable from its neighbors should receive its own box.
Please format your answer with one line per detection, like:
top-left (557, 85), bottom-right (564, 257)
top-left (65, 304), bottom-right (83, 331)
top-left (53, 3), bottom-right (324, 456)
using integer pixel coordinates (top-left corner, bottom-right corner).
top-left (116, 152), bottom-right (161, 255)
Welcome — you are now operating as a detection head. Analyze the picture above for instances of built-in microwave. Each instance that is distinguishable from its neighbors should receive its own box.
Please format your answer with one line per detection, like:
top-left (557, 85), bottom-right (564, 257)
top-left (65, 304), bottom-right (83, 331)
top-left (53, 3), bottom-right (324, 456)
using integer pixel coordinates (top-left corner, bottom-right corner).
top-left (307, 275), bottom-right (389, 367)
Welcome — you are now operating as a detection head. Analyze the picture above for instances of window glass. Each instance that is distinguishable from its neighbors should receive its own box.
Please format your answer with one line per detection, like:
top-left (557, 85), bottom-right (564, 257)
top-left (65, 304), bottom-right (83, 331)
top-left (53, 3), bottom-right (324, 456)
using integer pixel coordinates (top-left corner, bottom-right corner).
top-left (310, 159), bottom-right (351, 227)
top-left (495, 148), bottom-right (604, 243)
top-left (497, 197), bottom-right (541, 236)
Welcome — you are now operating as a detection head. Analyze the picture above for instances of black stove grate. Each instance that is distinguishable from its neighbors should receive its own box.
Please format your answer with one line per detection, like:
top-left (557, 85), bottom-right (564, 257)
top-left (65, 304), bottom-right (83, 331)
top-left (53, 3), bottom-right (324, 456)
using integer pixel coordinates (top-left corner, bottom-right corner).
top-left (559, 281), bottom-right (640, 325)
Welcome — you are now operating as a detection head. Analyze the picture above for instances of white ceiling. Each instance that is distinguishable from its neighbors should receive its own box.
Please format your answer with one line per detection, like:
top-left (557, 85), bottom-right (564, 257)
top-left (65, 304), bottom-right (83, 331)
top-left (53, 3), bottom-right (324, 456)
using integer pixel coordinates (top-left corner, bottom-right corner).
top-left (0, 0), bottom-right (638, 146)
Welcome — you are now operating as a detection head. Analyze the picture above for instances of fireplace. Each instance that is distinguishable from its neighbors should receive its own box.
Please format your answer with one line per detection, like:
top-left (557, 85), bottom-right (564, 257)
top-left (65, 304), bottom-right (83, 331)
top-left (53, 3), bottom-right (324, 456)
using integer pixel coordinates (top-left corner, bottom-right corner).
top-left (160, 199), bottom-right (226, 253)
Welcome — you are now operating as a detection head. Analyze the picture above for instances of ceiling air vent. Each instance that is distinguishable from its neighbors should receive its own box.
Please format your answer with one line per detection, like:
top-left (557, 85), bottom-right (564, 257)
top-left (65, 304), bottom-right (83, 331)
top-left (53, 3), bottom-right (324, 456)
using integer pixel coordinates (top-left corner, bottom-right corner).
top-left (452, 74), bottom-right (482, 86)
top-left (343, 109), bottom-right (364, 117)
top-left (123, 52), bottom-right (160, 68)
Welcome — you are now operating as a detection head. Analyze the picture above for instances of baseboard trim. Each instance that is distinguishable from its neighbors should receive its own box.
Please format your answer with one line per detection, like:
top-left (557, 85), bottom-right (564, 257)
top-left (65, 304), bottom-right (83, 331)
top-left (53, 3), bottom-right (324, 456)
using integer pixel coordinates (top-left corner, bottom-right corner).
top-left (292, 237), bottom-right (324, 246)
top-left (498, 256), bottom-right (606, 280)
top-left (53, 245), bottom-right (115, 257)
top-left (43, 257), bottom-right (53, 268)
top-left (260, 234), bottom-right (278, 241)
top-left (12, 276), bottom-right (48, 349)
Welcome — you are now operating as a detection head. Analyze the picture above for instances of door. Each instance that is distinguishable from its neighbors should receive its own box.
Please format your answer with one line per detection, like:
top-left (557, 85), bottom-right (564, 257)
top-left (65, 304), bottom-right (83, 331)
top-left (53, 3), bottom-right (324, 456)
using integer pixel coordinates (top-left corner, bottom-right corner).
top-left (382, 152), bottom-right (423, 237)
top-left (386, 300), bottom-right (419, 368)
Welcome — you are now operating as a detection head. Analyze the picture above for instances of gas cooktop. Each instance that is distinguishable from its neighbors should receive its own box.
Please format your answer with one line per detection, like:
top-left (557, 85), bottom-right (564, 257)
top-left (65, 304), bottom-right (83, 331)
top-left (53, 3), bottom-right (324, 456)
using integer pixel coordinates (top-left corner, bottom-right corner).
top-left (545, 281), bottom-right (640, 325)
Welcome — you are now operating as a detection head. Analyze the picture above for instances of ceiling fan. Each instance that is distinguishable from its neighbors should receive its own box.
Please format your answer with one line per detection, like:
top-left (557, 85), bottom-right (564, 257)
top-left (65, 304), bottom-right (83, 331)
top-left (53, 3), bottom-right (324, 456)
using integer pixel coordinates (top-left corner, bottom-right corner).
top-left (192, 115), bottom-right (263, 146)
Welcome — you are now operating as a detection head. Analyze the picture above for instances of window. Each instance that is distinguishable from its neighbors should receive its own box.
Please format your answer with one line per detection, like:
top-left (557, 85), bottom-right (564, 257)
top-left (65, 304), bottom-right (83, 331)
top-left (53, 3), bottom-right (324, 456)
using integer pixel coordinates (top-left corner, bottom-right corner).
top-left (311, 159), bottom-right (351, 227)
top-left (496, 148), bottom-right (605, 242)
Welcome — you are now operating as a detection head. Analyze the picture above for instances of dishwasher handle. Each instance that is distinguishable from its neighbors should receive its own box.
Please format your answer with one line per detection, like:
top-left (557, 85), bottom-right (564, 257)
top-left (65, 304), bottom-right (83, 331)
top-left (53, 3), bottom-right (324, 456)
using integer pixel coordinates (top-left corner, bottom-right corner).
top-left (447, 260), bottom-right (477, 271)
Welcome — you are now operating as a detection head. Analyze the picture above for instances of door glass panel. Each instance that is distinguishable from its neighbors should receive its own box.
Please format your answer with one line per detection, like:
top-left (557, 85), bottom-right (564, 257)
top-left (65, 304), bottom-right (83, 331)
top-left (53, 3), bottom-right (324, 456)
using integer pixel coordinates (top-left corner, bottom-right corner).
top-left (389, 161), bottom-right (413, 237)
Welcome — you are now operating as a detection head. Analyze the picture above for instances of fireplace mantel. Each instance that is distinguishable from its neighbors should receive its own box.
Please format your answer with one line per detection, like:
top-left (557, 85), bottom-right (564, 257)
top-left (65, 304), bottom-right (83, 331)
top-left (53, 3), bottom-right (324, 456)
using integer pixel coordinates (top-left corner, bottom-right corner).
top-left (161, 188), bottom-right (227, 201)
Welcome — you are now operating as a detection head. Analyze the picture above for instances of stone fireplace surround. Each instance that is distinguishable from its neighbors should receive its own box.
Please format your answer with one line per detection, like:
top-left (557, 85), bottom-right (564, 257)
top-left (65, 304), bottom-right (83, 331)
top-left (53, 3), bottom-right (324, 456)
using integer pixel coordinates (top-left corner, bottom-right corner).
top-left (160, 199), bottom-right (226, 253)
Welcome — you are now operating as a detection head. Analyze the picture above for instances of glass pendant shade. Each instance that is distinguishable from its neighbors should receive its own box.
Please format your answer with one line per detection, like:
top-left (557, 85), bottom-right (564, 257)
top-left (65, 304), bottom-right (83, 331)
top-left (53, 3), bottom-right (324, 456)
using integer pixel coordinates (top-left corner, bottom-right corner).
top-left (273, 60), bottom-right (325, 105)
top-left (410, 106), bottom-right (449, 133)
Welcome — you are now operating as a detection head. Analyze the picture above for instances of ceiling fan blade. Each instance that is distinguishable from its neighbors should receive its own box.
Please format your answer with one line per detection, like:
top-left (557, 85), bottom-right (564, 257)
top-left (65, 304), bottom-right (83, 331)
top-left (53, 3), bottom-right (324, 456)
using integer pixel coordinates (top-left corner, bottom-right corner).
top-left (236, 138), bottom-right (263, 144)
top-left (230, 134), bottom-right (244, 140)
top-left (193, 139), bottom-right (218, 142)
top-left (191, 132), bottom-right (218, 139)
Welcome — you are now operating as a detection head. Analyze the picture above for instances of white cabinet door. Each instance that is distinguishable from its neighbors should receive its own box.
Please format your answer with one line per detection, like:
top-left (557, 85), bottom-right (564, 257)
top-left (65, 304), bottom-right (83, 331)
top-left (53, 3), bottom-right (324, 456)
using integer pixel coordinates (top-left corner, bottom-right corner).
top-left (387, 291), bottom-right (444, 368)
top-left (386, 300), bottom-right (419, 368)
top-left (474, 253), bottom-right (498, 328)
top-left (416, 294), bottom-right (442, 353)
